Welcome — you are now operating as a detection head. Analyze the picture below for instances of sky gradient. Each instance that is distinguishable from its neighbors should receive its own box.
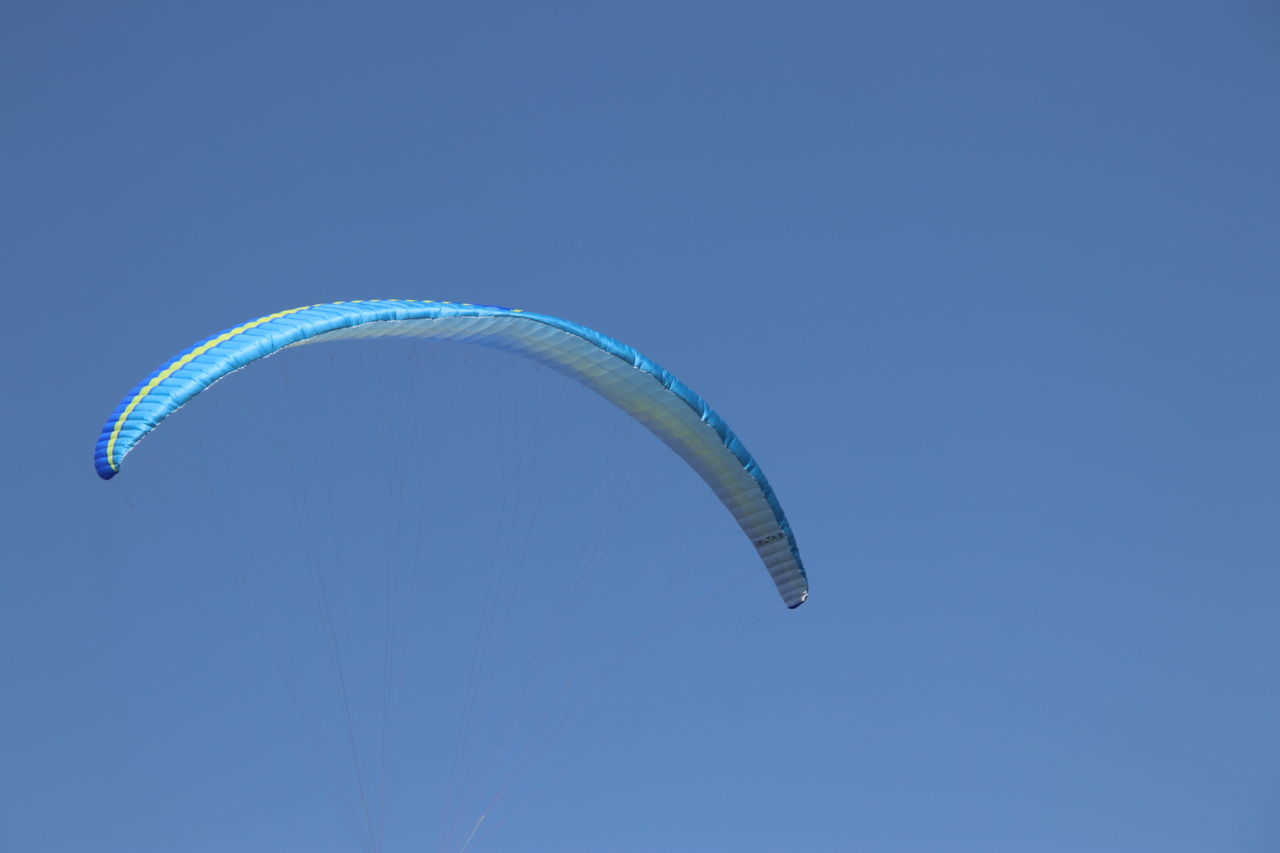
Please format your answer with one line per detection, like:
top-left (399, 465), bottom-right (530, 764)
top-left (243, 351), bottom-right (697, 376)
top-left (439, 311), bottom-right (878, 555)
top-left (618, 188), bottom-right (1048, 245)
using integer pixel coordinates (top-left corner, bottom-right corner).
top-left (3, 2), bottom-right (1279, 851)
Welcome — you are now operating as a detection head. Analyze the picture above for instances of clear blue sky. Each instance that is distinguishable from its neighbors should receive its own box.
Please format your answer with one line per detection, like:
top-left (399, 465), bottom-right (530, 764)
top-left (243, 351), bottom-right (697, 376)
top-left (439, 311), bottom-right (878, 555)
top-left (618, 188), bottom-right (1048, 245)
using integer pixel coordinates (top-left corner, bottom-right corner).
top-left (2, 2), bottom-right (1278, 851)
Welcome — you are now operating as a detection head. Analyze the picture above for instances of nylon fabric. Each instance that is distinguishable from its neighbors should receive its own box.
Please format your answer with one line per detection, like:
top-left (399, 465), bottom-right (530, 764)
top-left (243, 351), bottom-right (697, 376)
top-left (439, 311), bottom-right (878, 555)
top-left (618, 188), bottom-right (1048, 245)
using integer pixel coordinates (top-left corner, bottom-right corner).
top-left (94, 299), bottom-right (808, 607)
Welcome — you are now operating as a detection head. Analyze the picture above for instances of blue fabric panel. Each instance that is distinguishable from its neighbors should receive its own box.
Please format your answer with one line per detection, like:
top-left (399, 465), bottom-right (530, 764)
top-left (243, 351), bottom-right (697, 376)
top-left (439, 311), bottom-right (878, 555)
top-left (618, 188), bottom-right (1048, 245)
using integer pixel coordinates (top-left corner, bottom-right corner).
top-left (95, 300), bottom-right (807, 607)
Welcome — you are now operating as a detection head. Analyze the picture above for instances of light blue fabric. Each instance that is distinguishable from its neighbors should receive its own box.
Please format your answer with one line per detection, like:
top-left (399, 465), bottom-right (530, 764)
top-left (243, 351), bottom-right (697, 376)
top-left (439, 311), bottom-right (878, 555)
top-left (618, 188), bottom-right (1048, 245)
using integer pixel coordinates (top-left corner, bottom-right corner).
top-left (95, 300), bottom-right (808, 607)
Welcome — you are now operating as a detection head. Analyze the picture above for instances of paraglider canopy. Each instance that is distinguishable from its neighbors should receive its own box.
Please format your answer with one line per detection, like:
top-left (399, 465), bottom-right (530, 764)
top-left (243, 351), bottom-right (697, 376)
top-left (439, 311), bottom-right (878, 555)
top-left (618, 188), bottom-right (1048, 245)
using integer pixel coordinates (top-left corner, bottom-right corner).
top-left (95, 299), bottom-right (807, 608)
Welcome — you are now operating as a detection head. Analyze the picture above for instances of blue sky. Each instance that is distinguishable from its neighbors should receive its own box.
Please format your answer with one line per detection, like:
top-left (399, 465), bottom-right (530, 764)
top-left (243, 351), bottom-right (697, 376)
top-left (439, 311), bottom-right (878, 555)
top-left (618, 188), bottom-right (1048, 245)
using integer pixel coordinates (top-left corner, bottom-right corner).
top-left (2, 2), bottom-right (1278, 851)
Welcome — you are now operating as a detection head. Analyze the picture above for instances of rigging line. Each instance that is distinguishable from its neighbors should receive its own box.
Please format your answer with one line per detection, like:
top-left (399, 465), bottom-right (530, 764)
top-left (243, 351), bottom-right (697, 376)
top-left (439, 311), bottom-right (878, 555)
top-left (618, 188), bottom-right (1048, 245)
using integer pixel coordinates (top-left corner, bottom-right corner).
top-left (451, 383), bottom-right (541, 812)
top-left (118, 482), bottom-right (356, 849)
top-left (144, 386), bottom-right (375, 851)
top-left (455, 354), bottom-right (546, 842)
top-left (440, 358), bottom-right (524, 847)
top-left (456, 813), bottom-right (486, 853)
top-left (467, 512), bottom-right (759, 836)
top-left (374, 342), bottom-right (436, 850)
top-left (390, 346), bottom-right (463, 848)
top-left (485, 593), bottom-right (781, 844)
top-left (280, 357), bottom-right (378, 852)
top-left (379, 340), bottom-right (440, 850)
top-left (224, 377), bottom-right (372, 848)
top-left (308, 467), bottom-right (378, 851)
top-left (497, 366), bottom-right (571, 642)
top-left (521, 411), bottom-right (623, 666)
top-left (456, 408), bottom-right (654, 821)
top-left (444, 359), bottom-right (574, 847)
top-left (370, 349), bottom-right (408, 850)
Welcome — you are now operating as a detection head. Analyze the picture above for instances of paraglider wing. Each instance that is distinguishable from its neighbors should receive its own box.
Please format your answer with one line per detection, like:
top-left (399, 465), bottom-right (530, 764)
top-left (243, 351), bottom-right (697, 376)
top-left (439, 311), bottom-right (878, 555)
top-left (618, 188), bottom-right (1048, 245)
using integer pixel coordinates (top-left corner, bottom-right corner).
top-left (94, 300), bottom-right (808, 608)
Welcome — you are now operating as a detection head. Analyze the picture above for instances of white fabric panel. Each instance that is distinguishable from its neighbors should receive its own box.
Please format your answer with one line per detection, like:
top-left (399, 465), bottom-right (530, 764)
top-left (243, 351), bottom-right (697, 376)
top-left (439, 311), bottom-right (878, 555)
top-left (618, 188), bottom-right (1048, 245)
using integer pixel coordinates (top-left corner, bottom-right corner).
top-left (295, 315), bottom-right (806, 606)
